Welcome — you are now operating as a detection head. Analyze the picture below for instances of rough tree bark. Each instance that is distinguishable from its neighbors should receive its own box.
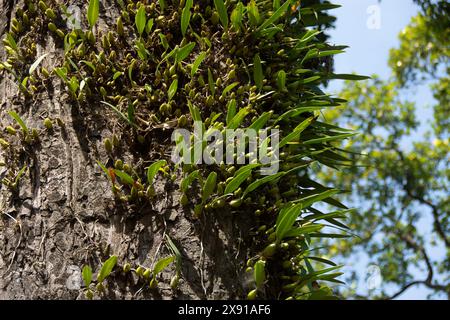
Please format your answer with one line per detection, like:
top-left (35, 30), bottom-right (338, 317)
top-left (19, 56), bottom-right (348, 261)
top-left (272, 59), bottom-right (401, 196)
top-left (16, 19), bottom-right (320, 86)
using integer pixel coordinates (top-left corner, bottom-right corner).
top-left (0, 0), bottom-right (252, 299)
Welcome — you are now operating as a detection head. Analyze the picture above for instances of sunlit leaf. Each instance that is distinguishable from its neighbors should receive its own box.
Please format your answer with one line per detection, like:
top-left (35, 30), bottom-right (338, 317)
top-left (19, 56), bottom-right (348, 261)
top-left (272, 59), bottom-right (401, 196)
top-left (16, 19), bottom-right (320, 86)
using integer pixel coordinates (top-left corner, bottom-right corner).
top-left (181, 0), bottom-right (193, 36)
top-left (82, 265), bottom-right (92, 287)
top-left (135, 5), bottom-right (147, 36)
top-left (97, 255), bottom-right (117, 283)
top-left (153, 256), bottom-right (175, 275)
top-left (87, 0), bottom-right (100, 28)
top-left (168, 79), bottom-right (178, 101)
top-left (29, 53), bottom-right (48, 75)
top-left (147, 160), bottom-right (167, 185)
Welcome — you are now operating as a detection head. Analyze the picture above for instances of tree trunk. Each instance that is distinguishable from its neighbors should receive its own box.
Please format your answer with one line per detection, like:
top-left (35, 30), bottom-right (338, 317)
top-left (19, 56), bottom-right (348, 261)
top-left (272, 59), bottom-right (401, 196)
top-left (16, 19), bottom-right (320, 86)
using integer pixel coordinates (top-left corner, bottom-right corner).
top-left (0, 0), bottom-right (251, 299)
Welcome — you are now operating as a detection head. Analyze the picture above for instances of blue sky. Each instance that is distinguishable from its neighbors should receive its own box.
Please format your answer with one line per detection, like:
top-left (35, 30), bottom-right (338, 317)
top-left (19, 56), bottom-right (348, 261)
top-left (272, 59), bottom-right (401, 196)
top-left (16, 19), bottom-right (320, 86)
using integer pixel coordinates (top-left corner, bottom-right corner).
top-left (327, 0), bottom-right (435, 134)
top-left (325, 0), bottom-right (442, 299)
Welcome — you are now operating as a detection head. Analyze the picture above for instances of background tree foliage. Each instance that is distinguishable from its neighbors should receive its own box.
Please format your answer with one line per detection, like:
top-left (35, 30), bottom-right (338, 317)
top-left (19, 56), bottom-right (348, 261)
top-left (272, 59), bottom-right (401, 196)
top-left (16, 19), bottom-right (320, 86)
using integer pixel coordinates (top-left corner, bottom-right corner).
top-left (319, 0), bottom-right (449, 299)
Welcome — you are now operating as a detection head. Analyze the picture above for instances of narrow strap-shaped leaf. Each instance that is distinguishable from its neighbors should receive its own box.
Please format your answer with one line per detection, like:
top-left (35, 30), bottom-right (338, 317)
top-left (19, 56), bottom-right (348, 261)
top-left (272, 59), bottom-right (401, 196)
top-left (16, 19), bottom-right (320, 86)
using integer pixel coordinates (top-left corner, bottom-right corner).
top-left (114, 169), bottom-right (134, 185)
top-left (302, 132), bottom-right (356, 145)
top-left (153, 256), bottom-right (175, 275)
top-left (87, 0), bottom-right (100, 28)
top-left (256, 0), bottom-right (291, 33)
top-left (191, 52), bottom-right (207, 76)
top-left (249, 111), bottom-right (273, 131)
top-left (82, 265), bottom-right (93, 287)
top-left (181, 169), bottom-right (200, 193)
top-left (278, 117), bottom-right (314, 148)
top-left (168, 79), bottom-right (178, 101)
top-left (181, 0), bottom-right (193, 36)
top-left (187, 100), bottom-right (202, 122)
top-left (8, 111), bottom-right (28, 134)
top-left (208, 68), bottom-right (215, 96)
top-left (254, 260), bottom-right (266, 288)
top-left (135, 5), bottom-right (147, 35)
top-left (147, 160), bottom-right (167, 185)
top-left (97, 255), bottom-right (117, 283)
top-left (176, 42), bottom-right (195, 63)
top-left (253, 54), bottom-right (263, 90)
top-left (29, 53), bottom-right (48, 75)
top-left (226, 99), bottom-right (237, 125)
top-left (214, 0), bottom-right (229, 29)
top-left (227, 106), bottom-right (251, 130)
top-left (224, 169), bottom-right (252, 195)
top-left (202, 171), bottom-right (217, 202)
top-left (242, 172), bottom-right (285, 198)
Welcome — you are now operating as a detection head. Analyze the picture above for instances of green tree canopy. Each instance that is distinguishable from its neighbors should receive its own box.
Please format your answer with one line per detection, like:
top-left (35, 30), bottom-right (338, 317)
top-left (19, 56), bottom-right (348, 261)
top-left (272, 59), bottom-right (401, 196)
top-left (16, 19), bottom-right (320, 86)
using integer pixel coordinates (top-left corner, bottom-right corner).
top-left (319, 1), bottom-right (449, 299)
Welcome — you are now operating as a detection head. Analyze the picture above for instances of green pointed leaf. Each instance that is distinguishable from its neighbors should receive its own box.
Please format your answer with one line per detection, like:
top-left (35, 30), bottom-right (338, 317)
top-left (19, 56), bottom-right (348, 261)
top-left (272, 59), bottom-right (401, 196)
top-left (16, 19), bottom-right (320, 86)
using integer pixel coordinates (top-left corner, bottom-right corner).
top-left (168, 79), bottom-right (178, 101)
top-left (275, 106), bottom-right (324, 124)
top-left (303, 133), bottom-right (356, 145)
top-left (181, 169), bottom-right (200, 193)
top-left (231, 2), bottom-right (244, 30)
top-left (208, 68), bottom-right (215, 96)
top-left (158, 0), bottom-right (166, 12)
top-left (307, 256), bottom-right (337, 266)
top-left (5, 33), bottom-right (18, 51)
top-left (127, 103), bottom-right (135, 125)
top-left (100, 101), bottom-right (138, 128)
top-left (257, 0), bottom-right (290, 32)
top-left (247, 0), bottom-right (261, 26)
top-left (283, 224), bottom-right (324, 238)
top-left (114, 169), bottom-right (134, 185)
top-left (181, 0), bottom-right (193, 36)
top-left (318, 50), bottom-right (345, 58)
top-left (228, 106), bottom-right (251, 130)
top-left (202, 171), bottom-right (217, 202)
top-left (276, 70), bottom-right (286, 91)
top-left (29, 53), bottom-right (48, 75)
top-left (165, 235), bottom-right (182, 273)
top-left (224, 169), bottom-right (252, 195)
top-left (153, 256), bottom-right (175, 275)
top-left (242, 172), bottom-right (285, 198)
top-left (87, 0), bottom-right (100, 28)
top-left (276, 202), bottom-right (303, 241)
top-left (310, 233), bottom-right (351, 239)
top-left (146, 18), bottom-right (154, 34)
top-left (147, 160), bottom-right (167, 185)
top-left (278, 117), bottom-right (314, 148)
top-left (187, 100), bottom-right (202, 122)
top-left (113, 71), bottom-right (123, 80)
top-left (254, 260), bottom-right (266, 288)
top-left (82, 265), bottom-right (93, 287)
top-left (226, 99), bottom-right (237, 126)
top-left (97, 255), bottom-right (117, 283)
top-left (176, 42), bottom-right (195, 63)
top-left (249, 111), bottom-right (273, 131)
top-left (80, 60), bottom-right (96, 72)
top-left (214, 0), bottom-right (229, 29)
top-left (298, 30), bottom-right (322, 45)
top-left (159, 33), bottom-right (169, 50)
top-left (191, 52), bottom-right (207, 76)
top-left (292, 189), bottom-right (340, 208)
top-left (8, 111), bottom-right (28, 134)
top-left (253, 54), bottom-right (263, 90)
top-left (233, 163), bottom-right (260, 177)
top-left (222, 82), bottom-right (239, 97)
top-left (135, 5), bottom-right (147, 36)
top-left (96, 160), bottom-right (109, 178)
top-left (328, 74), bottom-right (370, 81)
